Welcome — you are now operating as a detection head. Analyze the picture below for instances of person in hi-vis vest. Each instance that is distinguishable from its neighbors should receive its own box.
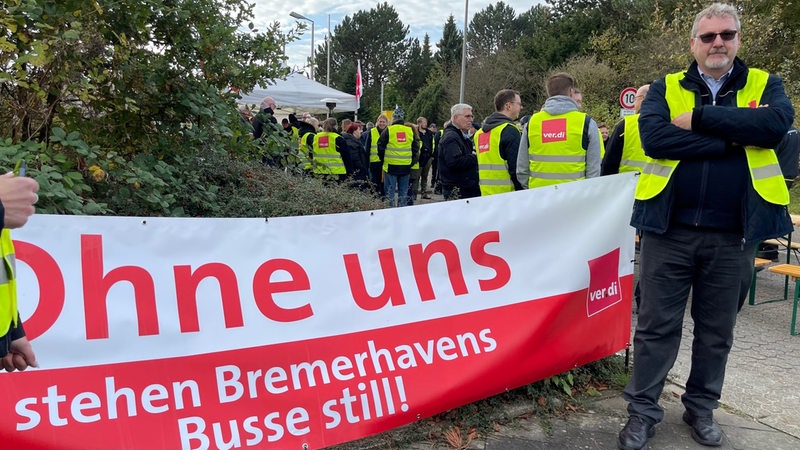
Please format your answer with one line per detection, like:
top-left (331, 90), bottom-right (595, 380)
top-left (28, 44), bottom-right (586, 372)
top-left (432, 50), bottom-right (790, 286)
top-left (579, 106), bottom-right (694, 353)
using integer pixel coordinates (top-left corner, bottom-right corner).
top-left (0, 171), bottom-right (40, 372)
top-left (515, 72), bottom-right (602, 189)
top-left (601, 84), bottom-right (650, 175)
top-left (474, 89), bottom-right (524, 196)
top-left (368, 114), bottom-right (389, 198)
top-left (307, 118), bottom-right (348, 182)
top-left (618, 4), bottom-right (795, 450)
top-left (376, 107), bottom-right (419, 207)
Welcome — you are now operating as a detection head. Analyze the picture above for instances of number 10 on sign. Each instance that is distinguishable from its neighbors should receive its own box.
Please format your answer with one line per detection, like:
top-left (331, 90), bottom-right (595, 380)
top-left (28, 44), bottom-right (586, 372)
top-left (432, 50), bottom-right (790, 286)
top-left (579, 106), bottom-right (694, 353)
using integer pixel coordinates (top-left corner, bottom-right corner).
top-left (619, 87), bottom-right (637, 109)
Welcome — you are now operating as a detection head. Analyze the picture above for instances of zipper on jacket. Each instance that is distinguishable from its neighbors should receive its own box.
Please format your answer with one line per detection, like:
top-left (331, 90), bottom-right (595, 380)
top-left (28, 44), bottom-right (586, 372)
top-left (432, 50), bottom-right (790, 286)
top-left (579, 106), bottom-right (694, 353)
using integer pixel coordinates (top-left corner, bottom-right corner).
top-left (694, 160), bottom-right (710, 226)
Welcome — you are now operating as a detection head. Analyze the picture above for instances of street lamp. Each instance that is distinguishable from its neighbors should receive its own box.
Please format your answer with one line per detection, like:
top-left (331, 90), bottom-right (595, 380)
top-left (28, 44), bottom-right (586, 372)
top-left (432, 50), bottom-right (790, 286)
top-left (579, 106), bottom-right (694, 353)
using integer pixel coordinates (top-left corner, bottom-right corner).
top-left (321, 98), bottom-right (337, 119)
top-left (327, 14), bottom-right (331, 87)
top-left (290, 11), bottom-right (315, 81)
top-left (459, 0), bottom-right (469, 103)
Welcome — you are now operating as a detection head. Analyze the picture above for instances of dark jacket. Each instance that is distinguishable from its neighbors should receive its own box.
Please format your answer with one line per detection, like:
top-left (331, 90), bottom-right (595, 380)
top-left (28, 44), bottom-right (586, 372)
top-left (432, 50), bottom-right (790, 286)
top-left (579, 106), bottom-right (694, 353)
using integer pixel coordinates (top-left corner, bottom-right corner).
top-left (601, 119), bottom-right (626, 175)
top-left (480, 111), bottom-right (523, 190)
top-left (438, 123), bottom-right (479, 196)
top-left (290, 115), bottom-right (316, 139)
top-left (341, 132), bottom-right (369, 180)
top-left (634, 58), bottom-right (794, 243)
top-left (776, 128), bottom-right (800, 186)
top-left (252, 107), bottom-right (278, 139)
top-left (418, 128), bottom-right (435, 166)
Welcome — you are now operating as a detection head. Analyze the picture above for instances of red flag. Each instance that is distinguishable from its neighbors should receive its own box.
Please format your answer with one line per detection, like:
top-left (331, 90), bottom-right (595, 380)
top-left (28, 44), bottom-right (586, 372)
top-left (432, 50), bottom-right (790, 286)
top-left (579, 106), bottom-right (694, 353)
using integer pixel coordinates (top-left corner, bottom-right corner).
top-left (355, 60), bottom-right (363, 107)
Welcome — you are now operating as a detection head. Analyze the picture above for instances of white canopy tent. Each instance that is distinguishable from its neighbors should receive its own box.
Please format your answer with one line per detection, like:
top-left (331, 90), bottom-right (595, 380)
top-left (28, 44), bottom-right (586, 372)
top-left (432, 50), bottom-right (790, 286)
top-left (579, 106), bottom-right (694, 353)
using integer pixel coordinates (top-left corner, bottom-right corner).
top-left (238, 72), bottom-right (358, 114)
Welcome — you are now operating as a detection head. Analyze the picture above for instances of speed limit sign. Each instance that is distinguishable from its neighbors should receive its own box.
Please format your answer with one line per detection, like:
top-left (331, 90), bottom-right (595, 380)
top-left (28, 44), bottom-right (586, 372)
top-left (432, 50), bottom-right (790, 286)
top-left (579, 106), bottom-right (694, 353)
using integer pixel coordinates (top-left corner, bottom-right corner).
top-left (619, 87), bottom-right (637, 109)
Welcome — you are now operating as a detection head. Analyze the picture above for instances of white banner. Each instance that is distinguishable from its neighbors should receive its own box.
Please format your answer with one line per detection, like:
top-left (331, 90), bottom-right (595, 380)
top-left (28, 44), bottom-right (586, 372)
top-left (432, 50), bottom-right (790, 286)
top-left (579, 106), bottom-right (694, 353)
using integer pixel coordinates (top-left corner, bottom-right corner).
top-left (2, 173), bottom-right (638, 449)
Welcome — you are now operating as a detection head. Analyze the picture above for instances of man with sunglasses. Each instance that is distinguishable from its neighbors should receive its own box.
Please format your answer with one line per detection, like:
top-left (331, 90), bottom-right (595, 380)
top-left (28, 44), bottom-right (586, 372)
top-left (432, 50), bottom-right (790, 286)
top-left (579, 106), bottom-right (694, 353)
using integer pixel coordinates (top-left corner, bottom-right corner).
top-left (618, 3), bottom-right (794, 450)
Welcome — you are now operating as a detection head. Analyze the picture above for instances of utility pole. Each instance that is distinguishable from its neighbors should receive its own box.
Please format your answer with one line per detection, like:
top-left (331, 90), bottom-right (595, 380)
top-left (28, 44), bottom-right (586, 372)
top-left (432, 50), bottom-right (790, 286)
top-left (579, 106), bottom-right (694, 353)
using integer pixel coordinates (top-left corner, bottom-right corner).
top-left (459, 0), bottom-right (469, 103)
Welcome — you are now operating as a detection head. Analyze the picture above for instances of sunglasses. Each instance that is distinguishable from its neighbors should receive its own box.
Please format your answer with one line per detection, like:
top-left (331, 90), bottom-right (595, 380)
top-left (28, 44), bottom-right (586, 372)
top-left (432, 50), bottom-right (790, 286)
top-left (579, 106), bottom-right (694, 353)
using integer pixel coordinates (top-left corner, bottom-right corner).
top-left (696, 30), bottom-right (737, 44)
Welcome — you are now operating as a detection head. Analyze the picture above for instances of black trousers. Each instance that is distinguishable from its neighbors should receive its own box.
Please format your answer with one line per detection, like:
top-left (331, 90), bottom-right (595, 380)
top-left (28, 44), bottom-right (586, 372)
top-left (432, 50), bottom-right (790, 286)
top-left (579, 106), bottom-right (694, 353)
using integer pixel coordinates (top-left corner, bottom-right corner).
top-left (369, 161), bottom-right (384, 198)
top-left (623, 227), bottom-right (755, 423)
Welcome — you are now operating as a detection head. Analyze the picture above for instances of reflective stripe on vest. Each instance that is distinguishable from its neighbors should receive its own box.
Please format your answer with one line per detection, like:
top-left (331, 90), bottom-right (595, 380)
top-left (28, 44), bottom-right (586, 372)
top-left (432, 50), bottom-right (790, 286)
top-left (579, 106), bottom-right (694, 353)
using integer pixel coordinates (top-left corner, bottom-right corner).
top-left (527, 110), bottom-right (588, 188)
top-left (370, 128), bottom-right (382, 163)
top-left (312, 132), bottom-right (346, 175)
top-left (475, 123), bottom-right (517, 195)
top-left (635, 69), bottom-right (789, 205)
top-left (620, 114), bottom-right (647, 173)
top-left (383, 124), bottom-right (413, 172)
top-left (0, 229), bottom-right (18, 337)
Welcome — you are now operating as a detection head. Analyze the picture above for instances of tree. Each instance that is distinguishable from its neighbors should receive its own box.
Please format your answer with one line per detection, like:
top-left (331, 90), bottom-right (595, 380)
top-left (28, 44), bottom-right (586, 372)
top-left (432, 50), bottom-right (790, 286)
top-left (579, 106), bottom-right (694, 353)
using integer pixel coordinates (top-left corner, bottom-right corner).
top-left (516, 4), bottom-right (562, 73)
top-left (408, 69), bottom-right (451, 126)
top-left (0, 0), bottom-right (290, 215)
top-left (468, 2), bottom-right (520, 59)
top-left (328, 3), bottom-right (409, 90)
top-left (394, 36), bottom-right (434, 106)
top-left (437, 15), bottom-right (463, 76)
top-left (325, 3), bottom-right (410, 119)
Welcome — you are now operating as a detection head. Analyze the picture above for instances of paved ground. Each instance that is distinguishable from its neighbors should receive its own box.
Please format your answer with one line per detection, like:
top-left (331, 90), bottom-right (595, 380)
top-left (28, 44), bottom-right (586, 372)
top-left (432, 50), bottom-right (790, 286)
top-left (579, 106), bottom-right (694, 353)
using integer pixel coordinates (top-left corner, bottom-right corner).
top-left (674, 263), bottom-right (800, 440)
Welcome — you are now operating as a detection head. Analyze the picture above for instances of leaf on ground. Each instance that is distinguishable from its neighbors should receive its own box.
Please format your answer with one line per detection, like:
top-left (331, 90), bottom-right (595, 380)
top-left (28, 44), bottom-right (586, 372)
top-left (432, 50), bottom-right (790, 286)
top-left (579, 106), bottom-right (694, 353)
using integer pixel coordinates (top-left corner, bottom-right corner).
top-left (444, 426), bottom-right (463, 449)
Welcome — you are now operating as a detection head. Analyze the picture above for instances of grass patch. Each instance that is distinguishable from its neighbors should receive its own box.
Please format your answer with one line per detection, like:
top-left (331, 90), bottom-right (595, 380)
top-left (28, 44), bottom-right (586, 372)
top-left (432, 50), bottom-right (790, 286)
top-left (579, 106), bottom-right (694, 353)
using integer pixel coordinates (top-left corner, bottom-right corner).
top-left (789, 181), bottom-right (800, 215)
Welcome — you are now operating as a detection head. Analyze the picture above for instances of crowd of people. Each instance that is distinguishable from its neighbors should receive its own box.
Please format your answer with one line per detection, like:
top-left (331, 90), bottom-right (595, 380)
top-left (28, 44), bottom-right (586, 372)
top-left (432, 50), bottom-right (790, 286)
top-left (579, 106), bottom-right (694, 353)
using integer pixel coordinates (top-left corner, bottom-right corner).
top-left (238, 66), bottom-right (615, 208)
top-left (241, 97), bottom-right (448, 206)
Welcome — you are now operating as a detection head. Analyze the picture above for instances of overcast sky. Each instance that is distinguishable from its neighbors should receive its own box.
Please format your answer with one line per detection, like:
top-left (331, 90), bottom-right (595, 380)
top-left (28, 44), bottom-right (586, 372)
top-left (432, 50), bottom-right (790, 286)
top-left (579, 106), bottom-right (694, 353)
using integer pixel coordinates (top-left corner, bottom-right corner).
top-left (251, 1), bottom-right (542, 75)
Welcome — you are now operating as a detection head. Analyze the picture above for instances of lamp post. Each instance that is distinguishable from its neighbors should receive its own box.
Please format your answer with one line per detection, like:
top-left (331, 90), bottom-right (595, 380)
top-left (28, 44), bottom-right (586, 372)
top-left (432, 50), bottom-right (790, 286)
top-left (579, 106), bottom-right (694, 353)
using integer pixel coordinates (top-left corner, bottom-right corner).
top-left (290, 11), bottom-right (315, 81)
top-left (327, 14), bottom-right (331, 87)
top-left (459, 0), bottom-right (469, 103)
top-left (321, 98), bottom-right (337, 119)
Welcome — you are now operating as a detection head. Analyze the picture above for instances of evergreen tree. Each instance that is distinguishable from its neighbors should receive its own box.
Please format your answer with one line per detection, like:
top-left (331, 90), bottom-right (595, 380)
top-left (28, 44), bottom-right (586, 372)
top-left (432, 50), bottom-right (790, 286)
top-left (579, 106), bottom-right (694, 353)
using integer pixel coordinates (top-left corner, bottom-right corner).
top-left (437, 15), bottom-right (463, 76)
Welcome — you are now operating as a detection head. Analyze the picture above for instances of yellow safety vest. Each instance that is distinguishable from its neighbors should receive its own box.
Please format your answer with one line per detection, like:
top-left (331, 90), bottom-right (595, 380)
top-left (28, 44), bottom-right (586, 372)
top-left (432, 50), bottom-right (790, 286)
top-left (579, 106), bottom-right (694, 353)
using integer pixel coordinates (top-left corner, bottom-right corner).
top-left (312, 132), bottom-right (346, 175)
top-left (300, 132), bottom-right (314, 170)
top-left (383, 124), bottom-right (414, 172)
top-left (0, 230), bottom-right (18, 337)
top-left (369, 128), bottom-right (382, 163)
top-left (619, 114), bottom-right (647, 173)
top-left (474, 123), bottom-right (518, 195)
top-left (527, 110), bottom-right (588, 188)
top-left (411, 133), bottom-right (420, 170)
top-left (635, 69), bottom-right (789, 205)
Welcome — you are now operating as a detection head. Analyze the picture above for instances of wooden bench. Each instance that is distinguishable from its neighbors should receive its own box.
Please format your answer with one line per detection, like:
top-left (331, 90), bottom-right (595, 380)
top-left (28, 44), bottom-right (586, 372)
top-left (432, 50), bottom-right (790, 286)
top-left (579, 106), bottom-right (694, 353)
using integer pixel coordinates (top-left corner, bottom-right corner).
top-left (760, 234), bottom-right (798, 298)
top-left (762, 237), bottom-right (800, 251)
top-left (766, 264), bottom-right (800, 335)
top-left (749, 257), bottom-right (775, 306)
